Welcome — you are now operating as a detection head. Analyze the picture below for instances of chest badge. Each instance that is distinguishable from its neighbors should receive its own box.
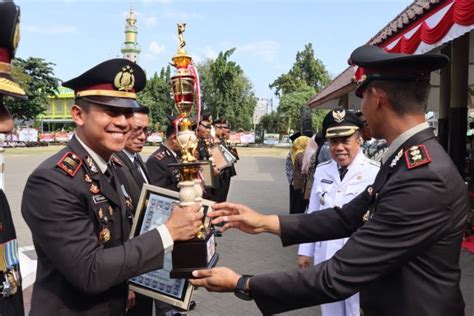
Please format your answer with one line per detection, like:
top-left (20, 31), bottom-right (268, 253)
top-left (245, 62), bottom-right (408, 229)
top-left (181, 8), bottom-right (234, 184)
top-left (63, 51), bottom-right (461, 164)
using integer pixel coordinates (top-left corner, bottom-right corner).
top-left (99, 227), bottom-right (111, 244)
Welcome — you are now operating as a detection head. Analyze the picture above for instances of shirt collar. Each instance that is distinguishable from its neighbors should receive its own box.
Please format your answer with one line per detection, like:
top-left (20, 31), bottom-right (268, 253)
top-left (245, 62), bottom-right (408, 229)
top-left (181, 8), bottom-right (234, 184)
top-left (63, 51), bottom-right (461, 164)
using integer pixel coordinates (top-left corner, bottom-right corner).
top-left (382, 122), bottom-right (430, 164)
top-left (75, 134), bottom-right (109, 174)
top-left (162, 143), bottom-right (178, 158)
top-left (123, 149), bottom-right (136, 163)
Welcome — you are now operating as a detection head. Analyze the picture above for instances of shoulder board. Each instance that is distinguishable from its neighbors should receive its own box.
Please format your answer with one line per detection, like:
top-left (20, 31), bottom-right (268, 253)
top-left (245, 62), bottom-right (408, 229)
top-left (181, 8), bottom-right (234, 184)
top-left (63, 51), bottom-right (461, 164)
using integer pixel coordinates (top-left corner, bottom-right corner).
top-left (316, 160), bottom-right (332, 168)
top-left (154, 151), bottom-right (166, 161)
top-left (404, 144), bottom-right (431, 170)
top-left (110, 155), bottom-right (123, 167)
top-left (56, 152), bottom-right (82, 177)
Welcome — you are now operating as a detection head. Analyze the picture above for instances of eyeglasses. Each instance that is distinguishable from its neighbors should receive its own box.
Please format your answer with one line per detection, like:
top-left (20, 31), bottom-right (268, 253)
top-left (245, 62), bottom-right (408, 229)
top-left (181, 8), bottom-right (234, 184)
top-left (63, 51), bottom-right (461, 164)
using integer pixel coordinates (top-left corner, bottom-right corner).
top-left (133, 126), bottom-right (153, 137)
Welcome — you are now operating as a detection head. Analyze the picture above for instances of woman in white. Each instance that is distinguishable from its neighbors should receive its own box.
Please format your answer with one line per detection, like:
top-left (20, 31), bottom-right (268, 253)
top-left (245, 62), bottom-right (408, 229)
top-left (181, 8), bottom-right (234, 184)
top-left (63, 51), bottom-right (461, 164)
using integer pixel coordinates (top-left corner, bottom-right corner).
top-left (298, 109), bottom-right (379, 316)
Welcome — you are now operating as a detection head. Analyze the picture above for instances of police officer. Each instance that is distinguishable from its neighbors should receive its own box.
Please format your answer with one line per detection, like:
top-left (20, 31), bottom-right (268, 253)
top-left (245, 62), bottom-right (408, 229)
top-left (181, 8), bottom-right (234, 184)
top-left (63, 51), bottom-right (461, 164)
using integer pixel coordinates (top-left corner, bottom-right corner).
top-left (213, 118), bottom-right (236, 202)
top-left (0, 1), bottom-right (25, 314)
top-left (115, 106), bottom-right (151, 210)
top-left (298, 109), bottom-right (379, 316)
top-left (21, 59), bottom-right (203, 315)
top-left (195, 114), bottom-right (213, 161)
top-left (146, 115), bottom-right (182, 192)
top-left (190, 45), bottom-right (469, 316)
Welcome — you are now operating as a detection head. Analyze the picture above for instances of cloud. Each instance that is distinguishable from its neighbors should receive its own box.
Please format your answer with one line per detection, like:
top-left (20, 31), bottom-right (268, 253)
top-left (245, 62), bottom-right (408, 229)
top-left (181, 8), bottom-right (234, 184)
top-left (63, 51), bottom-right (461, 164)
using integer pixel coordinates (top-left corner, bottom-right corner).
top-left (149, 41), bottom-right (166, 55)
top-left (143, 16), bottom-right (158, 27)
top-left (23, 25), bottom-right (77, 34)
top-left (238, 40), bottom-right (280, 63)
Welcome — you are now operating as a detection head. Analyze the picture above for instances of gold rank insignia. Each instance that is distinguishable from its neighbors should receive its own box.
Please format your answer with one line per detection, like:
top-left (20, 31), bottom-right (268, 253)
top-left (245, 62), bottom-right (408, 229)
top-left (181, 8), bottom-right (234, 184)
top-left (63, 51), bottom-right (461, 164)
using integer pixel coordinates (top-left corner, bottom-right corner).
top-left (404, 145), bottom-right (431, 170)
top-left (114, 65), bottom-right (135, 92)
top-left (56, 152), bottom-right (82, 177)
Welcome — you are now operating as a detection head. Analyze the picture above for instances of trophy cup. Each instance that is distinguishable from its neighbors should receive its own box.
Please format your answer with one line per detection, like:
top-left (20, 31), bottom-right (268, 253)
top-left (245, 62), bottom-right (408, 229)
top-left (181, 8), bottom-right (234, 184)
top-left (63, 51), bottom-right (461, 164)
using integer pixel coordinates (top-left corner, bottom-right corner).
top-left (168, 23), bottom-right (219, 279)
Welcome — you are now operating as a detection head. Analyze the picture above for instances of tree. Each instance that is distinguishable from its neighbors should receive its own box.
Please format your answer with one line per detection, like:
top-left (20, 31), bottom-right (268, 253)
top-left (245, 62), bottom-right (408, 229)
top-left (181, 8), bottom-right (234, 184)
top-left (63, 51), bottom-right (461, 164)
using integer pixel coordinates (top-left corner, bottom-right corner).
top-left (137, 65), bottom-right (175, 130)
top-left (197, 48), bottom-right (257, 130)
top-left (269, 43), bottom-right (330, 97)
top-left (5, 57), bottom-right (61, 121)
top-left (259, 111), bottom-right (287, 133)
top-left (277, 85), bottom-right (316, 132)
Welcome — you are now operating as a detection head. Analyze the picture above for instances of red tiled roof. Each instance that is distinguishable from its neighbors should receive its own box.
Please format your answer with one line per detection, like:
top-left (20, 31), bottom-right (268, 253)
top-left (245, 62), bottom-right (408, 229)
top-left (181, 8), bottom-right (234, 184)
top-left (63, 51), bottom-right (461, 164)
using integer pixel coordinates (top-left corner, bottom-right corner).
top-left (307, 0), bottom-right (444, 108)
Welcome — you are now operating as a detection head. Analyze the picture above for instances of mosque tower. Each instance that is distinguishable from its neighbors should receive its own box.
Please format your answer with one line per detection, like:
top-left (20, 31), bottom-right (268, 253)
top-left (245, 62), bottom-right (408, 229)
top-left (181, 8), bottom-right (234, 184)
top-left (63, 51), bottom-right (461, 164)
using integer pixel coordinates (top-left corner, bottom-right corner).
top-left (121, 7), bottom-right (141, 63)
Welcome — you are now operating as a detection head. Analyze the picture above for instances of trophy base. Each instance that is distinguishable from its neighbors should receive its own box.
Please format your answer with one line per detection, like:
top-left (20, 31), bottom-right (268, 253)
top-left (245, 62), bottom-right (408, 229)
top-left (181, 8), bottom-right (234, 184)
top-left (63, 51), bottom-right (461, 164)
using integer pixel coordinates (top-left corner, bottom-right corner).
top-left (170, 231), bottom-right (219, 279)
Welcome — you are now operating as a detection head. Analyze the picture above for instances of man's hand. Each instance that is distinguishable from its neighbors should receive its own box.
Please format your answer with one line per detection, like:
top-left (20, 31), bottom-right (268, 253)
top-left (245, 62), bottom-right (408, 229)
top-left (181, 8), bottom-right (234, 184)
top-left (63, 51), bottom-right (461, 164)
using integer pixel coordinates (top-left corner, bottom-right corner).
top-left (297, 255), bottom-right (312, 269)
top-left (127, 290), bottom-right (136, 310)
top-left (189, 267), bottom-right (240, 292)
top-left (209, 202), bottom-right (281, 235)
top-left (166, 204), bottom-right (203, 241)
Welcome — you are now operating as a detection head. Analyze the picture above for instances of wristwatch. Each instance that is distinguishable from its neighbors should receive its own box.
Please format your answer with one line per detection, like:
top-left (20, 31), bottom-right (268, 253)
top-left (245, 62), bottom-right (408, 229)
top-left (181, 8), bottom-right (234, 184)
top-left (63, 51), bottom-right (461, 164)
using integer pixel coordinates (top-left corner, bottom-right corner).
top-left (234, 275), bottom-right (253, 301)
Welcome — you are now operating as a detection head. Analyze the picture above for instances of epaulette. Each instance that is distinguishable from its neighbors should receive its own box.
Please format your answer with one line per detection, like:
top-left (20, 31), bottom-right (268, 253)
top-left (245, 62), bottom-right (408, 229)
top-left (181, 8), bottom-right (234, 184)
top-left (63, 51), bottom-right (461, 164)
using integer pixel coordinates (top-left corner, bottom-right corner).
top-left (316, 160), bottom-right (331, 169)
top-left (404, 145), bottom-right (431, 169)
top-left (110, 155), bottom-right (123, 167)
top-left (154, 150), bottom-right (166, 161)
top-left (56, 152), bottom-right (82, 177)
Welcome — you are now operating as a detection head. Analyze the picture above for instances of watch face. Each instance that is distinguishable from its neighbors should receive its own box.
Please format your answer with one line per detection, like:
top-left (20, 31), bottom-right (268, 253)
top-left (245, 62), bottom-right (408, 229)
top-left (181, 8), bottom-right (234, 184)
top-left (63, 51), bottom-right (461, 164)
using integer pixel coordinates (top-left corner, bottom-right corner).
top-left (234, 289), bottom-right (253, 301)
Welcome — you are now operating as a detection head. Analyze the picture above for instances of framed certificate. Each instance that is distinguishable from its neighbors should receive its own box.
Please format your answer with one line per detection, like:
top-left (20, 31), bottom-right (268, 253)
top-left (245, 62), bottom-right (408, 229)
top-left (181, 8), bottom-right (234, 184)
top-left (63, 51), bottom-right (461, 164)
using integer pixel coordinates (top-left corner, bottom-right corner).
top-left (200, 160), bottom-right (217, 188)
top-left (211, 144), bottom-right (236, 170)
top-left (128, 185), bottom-right (215, 310)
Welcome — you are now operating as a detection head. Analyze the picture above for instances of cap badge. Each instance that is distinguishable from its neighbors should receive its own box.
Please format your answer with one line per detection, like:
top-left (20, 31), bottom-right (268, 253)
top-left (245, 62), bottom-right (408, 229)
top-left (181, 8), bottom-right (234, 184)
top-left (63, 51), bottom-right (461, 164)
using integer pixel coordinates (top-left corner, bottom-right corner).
top-left (114, 65), bottom-right (135, 92)
top-left (333, 109), bottom-right (346, 123)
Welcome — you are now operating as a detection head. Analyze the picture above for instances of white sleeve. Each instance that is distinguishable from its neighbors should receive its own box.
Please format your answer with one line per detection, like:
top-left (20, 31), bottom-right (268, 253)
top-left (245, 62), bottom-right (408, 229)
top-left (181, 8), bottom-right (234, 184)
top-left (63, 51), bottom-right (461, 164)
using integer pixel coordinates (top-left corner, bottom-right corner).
top-left (156, 225), bottom-right (174, 254)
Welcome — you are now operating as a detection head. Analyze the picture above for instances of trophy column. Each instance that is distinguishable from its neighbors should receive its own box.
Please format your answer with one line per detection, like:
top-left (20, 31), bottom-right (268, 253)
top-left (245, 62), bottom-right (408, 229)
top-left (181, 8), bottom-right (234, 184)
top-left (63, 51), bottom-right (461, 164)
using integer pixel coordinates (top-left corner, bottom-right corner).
top-left (168, 23), bottom-right (218, 279)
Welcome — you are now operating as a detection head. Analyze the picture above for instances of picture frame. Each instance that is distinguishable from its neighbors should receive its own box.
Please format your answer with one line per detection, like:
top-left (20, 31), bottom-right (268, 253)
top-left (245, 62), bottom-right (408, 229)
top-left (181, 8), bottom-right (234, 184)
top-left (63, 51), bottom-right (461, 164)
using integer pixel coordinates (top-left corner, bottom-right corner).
top-left (210, 144), bottom-right (236, 170)
top-left (128, 184), bottom-right (215, 310)
top-left (200, 160), bottom-right (217, 188)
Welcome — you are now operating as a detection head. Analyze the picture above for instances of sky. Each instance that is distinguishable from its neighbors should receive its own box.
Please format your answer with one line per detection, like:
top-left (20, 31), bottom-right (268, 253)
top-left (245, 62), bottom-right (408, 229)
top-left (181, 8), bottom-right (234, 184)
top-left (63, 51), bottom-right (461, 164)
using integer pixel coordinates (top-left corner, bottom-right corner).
top-left (15, 0), bottom-right (413, 103)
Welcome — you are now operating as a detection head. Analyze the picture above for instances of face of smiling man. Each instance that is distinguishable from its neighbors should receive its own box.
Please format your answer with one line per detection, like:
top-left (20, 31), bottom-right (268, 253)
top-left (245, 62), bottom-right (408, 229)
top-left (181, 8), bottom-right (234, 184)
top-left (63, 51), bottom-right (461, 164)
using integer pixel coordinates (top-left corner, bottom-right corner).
top-left (328, 133), bottom-right (361, 167)
top-left (72, 102), bottom-right (134, 160)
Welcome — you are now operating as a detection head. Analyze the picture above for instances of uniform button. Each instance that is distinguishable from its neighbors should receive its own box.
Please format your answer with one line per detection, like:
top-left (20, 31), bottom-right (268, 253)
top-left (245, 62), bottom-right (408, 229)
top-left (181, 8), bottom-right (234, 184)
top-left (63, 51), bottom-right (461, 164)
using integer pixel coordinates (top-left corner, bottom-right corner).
top-left (337, 189), bottom-right (341, 193)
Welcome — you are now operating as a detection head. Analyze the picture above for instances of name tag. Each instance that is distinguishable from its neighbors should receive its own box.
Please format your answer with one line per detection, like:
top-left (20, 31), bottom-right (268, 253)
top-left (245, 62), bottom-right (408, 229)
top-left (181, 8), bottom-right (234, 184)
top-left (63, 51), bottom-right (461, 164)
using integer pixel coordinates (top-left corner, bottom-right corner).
top-left (321, 179), bottom-right (333, 184)
top-left (92, 194), bottom-right (107, 204)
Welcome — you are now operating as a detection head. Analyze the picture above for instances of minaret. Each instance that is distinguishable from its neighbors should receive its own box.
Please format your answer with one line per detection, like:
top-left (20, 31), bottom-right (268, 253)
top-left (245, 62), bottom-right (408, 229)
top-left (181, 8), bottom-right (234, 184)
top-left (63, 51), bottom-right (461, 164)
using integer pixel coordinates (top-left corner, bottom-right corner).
top-left (121, 7), bottom-right (141, 63)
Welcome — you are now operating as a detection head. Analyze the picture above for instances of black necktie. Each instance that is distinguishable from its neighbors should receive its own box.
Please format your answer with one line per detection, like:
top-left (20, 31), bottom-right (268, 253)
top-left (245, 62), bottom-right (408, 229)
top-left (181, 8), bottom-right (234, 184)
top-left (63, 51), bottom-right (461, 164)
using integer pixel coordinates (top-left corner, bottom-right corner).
top-left (105, 162), bottom-right (116, 185)
top-left (133, 156), bottom-right (147, 183)
top-left (339, 166), bottom-right (348, 181)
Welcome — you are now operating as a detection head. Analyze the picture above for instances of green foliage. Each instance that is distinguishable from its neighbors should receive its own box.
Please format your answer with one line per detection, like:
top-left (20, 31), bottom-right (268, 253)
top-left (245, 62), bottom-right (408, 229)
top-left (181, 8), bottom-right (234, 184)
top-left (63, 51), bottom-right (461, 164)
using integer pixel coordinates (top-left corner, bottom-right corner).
top-left (269, 43), bottom-right (331, 134)
top-left (5, 57), bottom-right (61, 121)
top-left (277, 85), bottom-right (316, 132)
top-left (137, 65), bottom-right (174, 130)
top-left (197, 48), bottom-right (257, 130)
top-left (269, 43), bottom-right (330, 97)
top-left (312, 108), bottom-right (330, 133)
top-left (259, 111), bottom-right (287, 133)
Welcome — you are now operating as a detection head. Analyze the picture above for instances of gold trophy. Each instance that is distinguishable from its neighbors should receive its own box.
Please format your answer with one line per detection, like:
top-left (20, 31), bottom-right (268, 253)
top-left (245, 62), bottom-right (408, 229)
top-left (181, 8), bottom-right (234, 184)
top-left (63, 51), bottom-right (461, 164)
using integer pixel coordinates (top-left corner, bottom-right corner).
top-left (168, 23), bottom-right (218, 279)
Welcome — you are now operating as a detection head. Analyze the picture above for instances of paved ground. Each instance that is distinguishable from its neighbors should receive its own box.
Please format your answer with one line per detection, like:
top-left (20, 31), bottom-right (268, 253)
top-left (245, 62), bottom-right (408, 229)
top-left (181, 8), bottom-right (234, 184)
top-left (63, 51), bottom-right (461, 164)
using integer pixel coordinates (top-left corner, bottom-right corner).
top-left (4, 146), bottom-right (474, 315)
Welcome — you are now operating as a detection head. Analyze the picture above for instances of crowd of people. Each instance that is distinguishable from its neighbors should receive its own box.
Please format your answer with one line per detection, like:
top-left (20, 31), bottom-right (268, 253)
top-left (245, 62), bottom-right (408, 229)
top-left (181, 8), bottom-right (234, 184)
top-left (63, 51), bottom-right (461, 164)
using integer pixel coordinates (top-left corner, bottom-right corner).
top-left (0, 1), bottom-right (471, 316)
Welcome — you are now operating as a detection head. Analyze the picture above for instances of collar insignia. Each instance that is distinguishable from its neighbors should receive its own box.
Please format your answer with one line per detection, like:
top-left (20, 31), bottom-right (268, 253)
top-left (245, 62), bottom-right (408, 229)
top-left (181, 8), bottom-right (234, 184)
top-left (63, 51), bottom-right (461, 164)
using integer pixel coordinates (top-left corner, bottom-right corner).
top-left (114, 65), bottom-right (135, 92)
top-left (390, 149), bottom-right (404, 168)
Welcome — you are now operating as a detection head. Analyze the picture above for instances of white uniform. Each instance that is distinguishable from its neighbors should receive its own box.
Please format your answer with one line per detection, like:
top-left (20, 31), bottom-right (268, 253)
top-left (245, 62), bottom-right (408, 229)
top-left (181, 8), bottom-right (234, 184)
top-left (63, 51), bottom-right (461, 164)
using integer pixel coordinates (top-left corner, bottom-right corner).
top-left (298, 150), bottom-right (379, 316)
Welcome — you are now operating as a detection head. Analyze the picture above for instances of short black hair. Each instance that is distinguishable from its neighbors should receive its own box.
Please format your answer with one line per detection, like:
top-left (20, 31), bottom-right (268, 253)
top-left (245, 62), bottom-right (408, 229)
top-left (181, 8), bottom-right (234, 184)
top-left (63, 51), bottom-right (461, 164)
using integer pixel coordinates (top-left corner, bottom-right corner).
top-left (166, 124), bottom-right (176, 139)
top-left (133, 106), bottom-right (150, 115)
top-left (367, 80), bottom-right (431, 115)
